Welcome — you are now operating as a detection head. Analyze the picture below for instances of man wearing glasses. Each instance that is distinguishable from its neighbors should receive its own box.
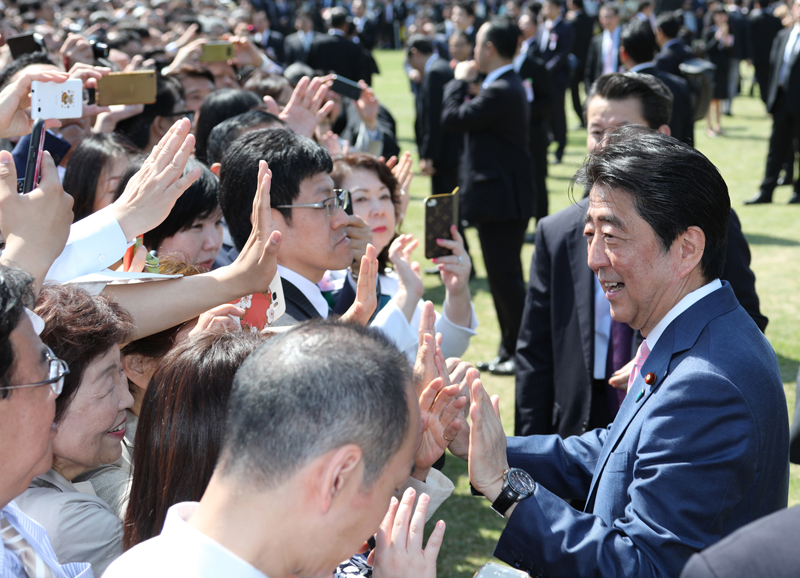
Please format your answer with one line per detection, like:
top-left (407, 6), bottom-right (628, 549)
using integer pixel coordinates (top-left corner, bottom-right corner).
top-left (0, 265), bottom-right (90, 577)
top-left (218, 127), bottom-right (359, 327)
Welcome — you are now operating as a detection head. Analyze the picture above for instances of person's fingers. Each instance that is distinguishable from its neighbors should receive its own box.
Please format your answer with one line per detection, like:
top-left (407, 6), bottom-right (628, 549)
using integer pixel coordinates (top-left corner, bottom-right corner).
top-left (442, 413), bottom-right (463, 442)
top-left (423, 520), bottom-right (446, 560)
top-left (146, 118), bottom-right (183, 166)
top-left (491, 394), bottom-right (501, 419)
top-left (157, 120), bottom-right (193, 174)
top-left (417, 301), bottom-right (435, 348)
top-left (407, 493), bottom-right (430, 551)
top-left (128, 244), bottom-right (148, 273)
top-left (301, 76), bottom-right (319, 109)
top-left (0, 151), bottom-right (18, 199)
top-left (410, 261), bottom-right (421, 278)
top-left (384, 155), bottom-right (398, 169)
top-left (419, 377), bottom-right (444, 411)
top-left (375, 495), bottom-right (399, 552)
top-left (390, 487), bottom-right (415, 548)
top-left (252, 160), bottom-right (273, 242)
top-left (310, 79), bottom-right (329, 112)
top-left (314, 100), bottom-right (335, 123)
top-left (262, 95), bottom-right (280, 115)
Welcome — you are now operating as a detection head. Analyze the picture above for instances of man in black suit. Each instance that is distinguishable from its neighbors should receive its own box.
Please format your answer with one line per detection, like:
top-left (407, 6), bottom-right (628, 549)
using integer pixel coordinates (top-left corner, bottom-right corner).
top-left (515, 72), bottom-right (767, 437)
top-left (352, 0), bottom-right (378, 50)
top-left (749, 1), bottom-right (784, 103)
top-left (284, 10), bottom-right (317, 65)
top-left (680, 506), bottom-right (800, 578)
top-left (308, 7), bottom-right (366, 82)
top-left (442, 18), bottom-right (534, 375)
top-left (406, 35), bottom-right (460, 197)
top-left (585, 4), bottom-right (621, 91)
top-left (217, 127), bottom-right (358, 326)
top-left (654, 10), bottom-right (694, 76)
top-left (538, 0), bottom-right (575, 163)
top-left (620, 18), bottom-right (695, 145)
top-left (252, 10), bottom-right (286, 65)
top-left (567, 0), bottom-right (595, 126)
top-left (376, 0), bottom-right (408, 49)
top-left (746, 0), bottom-right (800, 205)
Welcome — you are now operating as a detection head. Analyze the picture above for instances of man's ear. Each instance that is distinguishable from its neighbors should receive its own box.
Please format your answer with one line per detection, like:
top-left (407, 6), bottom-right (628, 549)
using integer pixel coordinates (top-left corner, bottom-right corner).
top-left (657, 124), bottom-right (671, 137)
top-left (210, 162), bottom-right (221, 176)
top-left (121, 353), bottom-right (150, 389)
top-left (677, 225), bottom-right (705, 278)
top-left (317, 444), bottom-right (363, 515)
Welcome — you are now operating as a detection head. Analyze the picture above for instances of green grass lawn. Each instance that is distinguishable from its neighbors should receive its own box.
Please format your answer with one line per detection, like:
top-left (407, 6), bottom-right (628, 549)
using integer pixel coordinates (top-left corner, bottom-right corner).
top-left (371, 49), bottom-right (800, 577)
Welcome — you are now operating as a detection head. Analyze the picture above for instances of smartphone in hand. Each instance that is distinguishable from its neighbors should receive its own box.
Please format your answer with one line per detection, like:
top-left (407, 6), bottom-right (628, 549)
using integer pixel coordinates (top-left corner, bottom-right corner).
top-left (22, 119), bottom-right (47, 194)
top-left (424, 187), bottom-right (459, 260)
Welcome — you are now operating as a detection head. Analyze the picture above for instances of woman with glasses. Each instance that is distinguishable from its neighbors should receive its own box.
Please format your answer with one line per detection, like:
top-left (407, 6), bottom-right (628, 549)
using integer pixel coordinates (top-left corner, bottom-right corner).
top-left (330, 153), bottom-right (477, 361)
top-left (14, 284), bottom-right (135, 576)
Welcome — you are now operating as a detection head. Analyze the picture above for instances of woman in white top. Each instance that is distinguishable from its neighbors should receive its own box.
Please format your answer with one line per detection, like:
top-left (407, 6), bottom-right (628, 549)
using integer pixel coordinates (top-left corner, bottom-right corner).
top-left (330, 153), bottom-right (477, 360)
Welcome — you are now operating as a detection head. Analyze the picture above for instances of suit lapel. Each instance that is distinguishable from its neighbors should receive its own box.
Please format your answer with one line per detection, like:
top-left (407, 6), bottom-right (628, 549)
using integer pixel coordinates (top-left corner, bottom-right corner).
top-left (281, 279), bottom-right (323, 320)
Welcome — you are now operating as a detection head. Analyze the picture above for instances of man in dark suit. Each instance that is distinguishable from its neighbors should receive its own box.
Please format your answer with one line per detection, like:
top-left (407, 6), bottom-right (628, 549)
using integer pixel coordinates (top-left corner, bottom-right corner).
top-left (442, 18), bottom-right (534, 375)
top-left (307, 7), bottom-right (366, 82)
top-left (283, 10), bottom-right (317, 65)
top-left (376, 0), bottom-right (407, 48)
top-left (746, 0), bottom-right (800, 205)
top-left (654, 10), bottom-right (694, 76)
top-left (680, 506), bottom-right (800, 578)
top-left (585, 4), bottom-right (621, 90)
top-left (515, 72), bottom-right (767, 438)
top-left (252, 10), bottom-right (286, 65)
top-left (748, 0), bottom-right (784, 104)
top-left (470, 125), bottom-right (788, 578)
top-left (567, 0), bottom-right (595, 125)
top-left (620, 18), bottom-right (695, 145)
top-left (406, 35), bottom-right (460, 197)
top-left (352, 0), bottom-right (379, 50)
top-left (538, 0), bottom-right (575, 163)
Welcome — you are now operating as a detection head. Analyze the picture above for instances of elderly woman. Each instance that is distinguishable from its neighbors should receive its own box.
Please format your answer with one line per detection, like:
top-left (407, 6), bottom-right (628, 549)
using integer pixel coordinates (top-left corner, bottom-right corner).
top-left (14, 284), bottom-right (135, 576)
top-left (331, 153), bottom-right (477, 360)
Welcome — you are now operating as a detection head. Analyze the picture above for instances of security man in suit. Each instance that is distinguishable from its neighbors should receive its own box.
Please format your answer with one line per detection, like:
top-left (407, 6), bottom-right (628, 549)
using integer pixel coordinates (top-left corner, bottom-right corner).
top-left (585, 4), bottom-right (622, 90)
top-left (747, 0), bottom-right (800, 205)
top-left (442, 17), bottom-right (534, 375)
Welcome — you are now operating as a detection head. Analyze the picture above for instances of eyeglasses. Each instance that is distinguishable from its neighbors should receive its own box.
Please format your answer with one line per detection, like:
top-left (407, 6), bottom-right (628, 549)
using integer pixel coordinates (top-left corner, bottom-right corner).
top-left (275, 189), bottom-right (350, 217)
top-left (0, 347), bottom-right (69, 396)
top-left (163, 110), bottom-right (196, 124)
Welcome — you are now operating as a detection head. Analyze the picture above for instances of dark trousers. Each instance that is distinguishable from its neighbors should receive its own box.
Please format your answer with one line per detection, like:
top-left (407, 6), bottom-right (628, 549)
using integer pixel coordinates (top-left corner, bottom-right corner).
top-left (531, 144), bottom-right (549, 220)
top-left (549, 83), bottom-right (568, 159)
top-left (760, 91), bottom-right (800, 196)
top-left (476, 220), bottom-right (528, 359)
top-left (570, 72), bottom-right (585, 125)
top-left (431, 166), bottom-right (458, 197)
top-left (754, 62), bottom-right (771, 104)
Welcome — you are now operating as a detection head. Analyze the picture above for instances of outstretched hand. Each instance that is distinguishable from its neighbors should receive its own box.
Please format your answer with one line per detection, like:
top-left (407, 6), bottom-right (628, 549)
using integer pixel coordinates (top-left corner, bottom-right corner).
top-left (468, 378), bottom-right (509, 503)
top-left (266, 76), bottom-right (335, 137)
top-left (0, 69), bottom-right (70, 138)
top-left (340, 243), bottom-right (378, 325)
top-left (389, 233), bottom-right (424, 322)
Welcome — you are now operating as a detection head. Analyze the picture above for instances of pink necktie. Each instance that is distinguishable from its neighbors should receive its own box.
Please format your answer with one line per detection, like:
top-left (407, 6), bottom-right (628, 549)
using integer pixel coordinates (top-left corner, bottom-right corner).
top-left (628, 339), bottom-right (650, 390)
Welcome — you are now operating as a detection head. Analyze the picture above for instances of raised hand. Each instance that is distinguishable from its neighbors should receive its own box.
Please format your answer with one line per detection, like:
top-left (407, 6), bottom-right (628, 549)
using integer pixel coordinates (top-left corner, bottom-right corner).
top-left (468, 378), bottom-right (509, 502)
top-left (388, 233), bottom-right (424, 323)
top-left (433, 225), bottom-right (473, 329)
top-left (272, 76), bottom-right (335, 138)
top-left (355, 81), bottom-right (379, 130)
top-left (188, 304), bottom-right (246, 337)
top-left (390, 152), bottom-right (413, 224)
top-left (0, 69), bottom-right (70, 138)
top-left (413, 301), bottom-right (438, 397)
top-left (340, 243), bottom-right (378, 325)
top-left (369, 488), bottom-right (445, 578)
top-left (345, 214), bottom-right (372, 278)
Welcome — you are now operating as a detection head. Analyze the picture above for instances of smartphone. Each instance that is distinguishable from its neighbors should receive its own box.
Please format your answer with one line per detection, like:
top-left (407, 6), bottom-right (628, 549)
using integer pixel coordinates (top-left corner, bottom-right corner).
top-left (199, 41), bottom-right (233, 63)
top-left (30, 79), bottom-right (83, 120)
top-left (424, 187), bottom-right (459, 260)
top-left (90, 39), bottom-right (109, 60)
top-left (22, 119), bottom-right (47, 194)
top-left (330, 75), bottom-right (363, 100)
top-left (96, 71), bottom-right (157, 106)
top-left (472, 562), bottom-right (529, 578)
top-left (7, 33), bottom-right (45, 59)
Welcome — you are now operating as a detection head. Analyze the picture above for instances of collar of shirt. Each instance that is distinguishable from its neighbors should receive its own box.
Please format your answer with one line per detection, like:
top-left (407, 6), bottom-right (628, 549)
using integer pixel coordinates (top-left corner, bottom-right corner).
top-left (645, 278), bottom-right (723, 349)
top-left (160, 502), bottom-right (268, 578)
top-left (277, 265), bottom-right (330, 319)
top-left (663, 37), bottom-right (682, 49)
top-left (482, 63), bottom-right (514, 89)
top-left (424, 53), bottom-right (439, 74)
top-left (329, 28), bottom-right (345, 37)
top-left (629, 61), bottom-right (655, 72)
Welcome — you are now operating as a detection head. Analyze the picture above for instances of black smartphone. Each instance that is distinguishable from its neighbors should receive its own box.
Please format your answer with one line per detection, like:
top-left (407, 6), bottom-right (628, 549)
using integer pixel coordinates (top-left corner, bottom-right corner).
top-left (7, 33), bottom-right (46, 59)
top-left (330, 75), bottom-right (363, 100)
top-left (23, 119), bottom-right (47, 194)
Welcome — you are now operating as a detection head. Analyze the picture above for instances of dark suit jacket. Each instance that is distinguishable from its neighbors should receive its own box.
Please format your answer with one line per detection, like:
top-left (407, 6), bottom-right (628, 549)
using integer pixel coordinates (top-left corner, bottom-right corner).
top-left (635, 64), bottom-right (695, 146)
top-left (654, 39), bottom-right (693, 77)
top-left (680, 506), bottom-right (800, 578)
top-left (307, 33), bottom-right (366, 82)
top-left (585, 30), bottom-right (620, 90)
top-left (569, 10), bottom-right (595, 79)
top-left (499, 283), bottom-right (788, 578)
top-left (517, 51), bottom-right (555, 153)
top-left (441, 68), bottom-right (534, 224)
top-left (415, 57), bottom-right (459, 169)
top-left (259, 29), bottom-right (286, 64)
top-left (515, 199), bottom-right (768, 438)
top-left (283, 31), bottom-right (315, 65)
top-left (539, 18), bottom-right (575, 87)
top-left (748, 9), bottom-right (783, 69)
top-left (271, 278), bottom-right (323, 326)
top-left (766, 27), bottom-right (800, 116)
top-left (333, 100), bottom-right (400, 159)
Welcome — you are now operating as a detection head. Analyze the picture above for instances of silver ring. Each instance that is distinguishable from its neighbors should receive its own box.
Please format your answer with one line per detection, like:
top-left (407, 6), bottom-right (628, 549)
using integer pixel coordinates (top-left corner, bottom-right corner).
top-left (458, 256), bottom-right (463, 265)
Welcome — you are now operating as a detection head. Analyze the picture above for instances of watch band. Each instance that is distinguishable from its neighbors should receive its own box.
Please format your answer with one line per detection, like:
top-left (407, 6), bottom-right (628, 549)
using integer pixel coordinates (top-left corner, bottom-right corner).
top-left (491, 483), bottom-right (519, 517)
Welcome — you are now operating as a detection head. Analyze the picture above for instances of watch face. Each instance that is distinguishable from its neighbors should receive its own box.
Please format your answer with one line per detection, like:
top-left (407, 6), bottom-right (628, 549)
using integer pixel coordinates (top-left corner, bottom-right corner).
top-left (507, 468), bottom-right (535, 496)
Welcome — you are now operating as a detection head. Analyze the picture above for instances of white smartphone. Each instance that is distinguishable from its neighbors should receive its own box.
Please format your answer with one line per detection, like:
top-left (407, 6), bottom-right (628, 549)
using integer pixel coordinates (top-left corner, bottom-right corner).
top-left (473, 563), bottom-right (529, 578)
top-left (30, 79), bottom-right (83, 120)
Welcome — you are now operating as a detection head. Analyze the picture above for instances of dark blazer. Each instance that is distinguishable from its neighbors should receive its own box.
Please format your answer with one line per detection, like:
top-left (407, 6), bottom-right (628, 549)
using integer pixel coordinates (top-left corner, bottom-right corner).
top-left (441, 68), bottom-right (534, 224)
top-left (584, 30), bottom-right (620, 90)
top-left (356, 16), bottom-right (379, 51)
top-left (539, 18), bottom-right (575, 87)
top-left (333, 100), bottom-right (400, 159)
top-left (307, 33), bottom-right (366, 82)
top-left (654, 38), bottom-right (694, 77)
top-left (271, 278), bottom-right (323, 326)
top-left (791, 367), bottom-right (800, 464)
top-left (517, 51), bottom-right (555, 150)
top-left (259, 29), bottom-right (286, 64)
top-left (569, 10), bottom-right (595, 79)
top-left (748, 9), bottom-right (783, 69)
top-left (680, 506), bottom-right (800, 578)
top-left (283, 31), bottom-right (315, 65)
top-left (635, 64), bottom-right (695, 146)
top-left (499, 283), bottom-right (789, 578)
top-left (515, 198), bottom-right (769, 438)
top-left (766, 27), bottom-right (800, 116)
top-left (415, 56), bottom-right (459, 169)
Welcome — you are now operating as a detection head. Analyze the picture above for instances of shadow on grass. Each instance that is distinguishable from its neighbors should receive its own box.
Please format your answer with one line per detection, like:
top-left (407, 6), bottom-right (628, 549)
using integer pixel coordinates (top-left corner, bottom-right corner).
top-left (777, 353), bottom-right (799, 385)
top-left (744, 234), bottom-right (800, 246)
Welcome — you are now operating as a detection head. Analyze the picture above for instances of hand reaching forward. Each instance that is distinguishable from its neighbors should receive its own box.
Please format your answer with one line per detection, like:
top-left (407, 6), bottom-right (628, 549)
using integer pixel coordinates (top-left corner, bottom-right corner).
top-left (369, 489), bottom-right (445, 578)
top-left (468, 378), bottom-right (510, 503)
top-left (112, 118), bottom-right (200, 241)
top-left (413, 370), bottom-right (466, 481)
top-left (389, 233), bottom-right (424, 322)
top-left (340, 243), bottom-right (378, 325)
top-left (609, 358), bottom-right (634, 392)
top-left (412, 301), bottom-right (441, 397)
top-left (264, 76), bottom-right (335, 137)
top-left (0, 69), bottom-right (70, 139)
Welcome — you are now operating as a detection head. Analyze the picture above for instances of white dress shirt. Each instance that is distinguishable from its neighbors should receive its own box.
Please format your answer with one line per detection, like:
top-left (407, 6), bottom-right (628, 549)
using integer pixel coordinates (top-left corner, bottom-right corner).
top-left (593, 276), bottom-right (612, 379)
top-left (277, 265), bottom-right (330, 319)
top-left (102, 502), bottom-right (268, 578)
top-left (481, 63), bottom-right (515, 90)
top-left (1, 501), bottom-right (92, 578)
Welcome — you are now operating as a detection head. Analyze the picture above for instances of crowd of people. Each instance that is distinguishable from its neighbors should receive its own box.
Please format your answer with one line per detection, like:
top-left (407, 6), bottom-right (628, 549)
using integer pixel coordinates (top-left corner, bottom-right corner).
top-left (1, 0), bottom-right (800, 576)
